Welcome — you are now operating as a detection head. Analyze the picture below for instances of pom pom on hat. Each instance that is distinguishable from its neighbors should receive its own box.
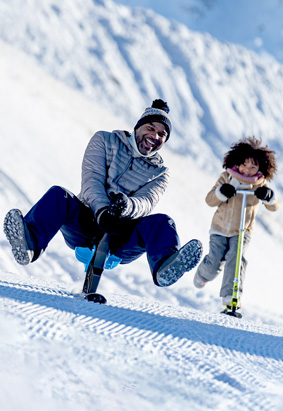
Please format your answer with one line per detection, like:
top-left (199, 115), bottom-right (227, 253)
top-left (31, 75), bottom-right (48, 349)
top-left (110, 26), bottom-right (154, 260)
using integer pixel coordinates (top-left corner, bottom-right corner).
top-left (134, 99), bottom-right (172, 140)
top-left (151, 99), bottom-right (170, 113)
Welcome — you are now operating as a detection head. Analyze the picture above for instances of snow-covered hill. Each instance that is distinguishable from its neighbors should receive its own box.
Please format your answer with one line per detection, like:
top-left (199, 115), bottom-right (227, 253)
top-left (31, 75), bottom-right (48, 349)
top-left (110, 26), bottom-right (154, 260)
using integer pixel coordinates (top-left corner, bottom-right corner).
top-left (1, 0), bottom-right (282, 234)
top-left (1, 38), bottom-right (283, 410)
top-left (1, 0), bottom-right (282, 309)
top-left (115, 0), bottom-right (283, 63)
top-left (1, 0), bottom-right (283, 165)
top-left (1, 38), bottom-right (282, 316)
top-left (1, 1), bottom-right (283, 409)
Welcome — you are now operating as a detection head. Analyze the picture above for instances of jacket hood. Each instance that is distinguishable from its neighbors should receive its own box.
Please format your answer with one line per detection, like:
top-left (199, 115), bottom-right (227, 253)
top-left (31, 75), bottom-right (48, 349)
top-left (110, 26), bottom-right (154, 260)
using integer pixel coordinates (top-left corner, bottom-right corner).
top-left (112, 129), bottom-right (166, 167)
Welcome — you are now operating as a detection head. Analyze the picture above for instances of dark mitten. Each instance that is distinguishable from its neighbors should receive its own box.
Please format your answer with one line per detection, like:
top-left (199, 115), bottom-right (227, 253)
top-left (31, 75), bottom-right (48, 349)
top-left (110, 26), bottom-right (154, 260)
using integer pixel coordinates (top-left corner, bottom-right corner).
top-left (219, 183), bottom-right (236, 199)
top-left (97, 209), bottom-right (122, 234)
top-left (108, 192), bottom-right (133, 217)
top-left (255, 186), bottom-right (273, 202)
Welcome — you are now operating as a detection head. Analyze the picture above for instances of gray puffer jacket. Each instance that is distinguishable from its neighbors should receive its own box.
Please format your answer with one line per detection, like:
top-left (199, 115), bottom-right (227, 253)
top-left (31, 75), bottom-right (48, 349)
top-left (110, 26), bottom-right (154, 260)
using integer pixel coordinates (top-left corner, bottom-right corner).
top-left (78, 130), bottom-right (170, 218)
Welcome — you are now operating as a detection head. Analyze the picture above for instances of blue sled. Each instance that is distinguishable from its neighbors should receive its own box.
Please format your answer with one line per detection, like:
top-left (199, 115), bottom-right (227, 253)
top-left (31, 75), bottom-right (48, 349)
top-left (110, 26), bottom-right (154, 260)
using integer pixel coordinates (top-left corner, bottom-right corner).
top-left (75, 246), bottom-right (122, 271)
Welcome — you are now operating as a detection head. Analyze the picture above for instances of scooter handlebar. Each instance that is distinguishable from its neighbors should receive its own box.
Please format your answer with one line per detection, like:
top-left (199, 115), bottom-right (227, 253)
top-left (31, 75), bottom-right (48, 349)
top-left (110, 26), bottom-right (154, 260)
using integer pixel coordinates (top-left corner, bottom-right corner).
top-left (235, 189), bottom-right (255, 196)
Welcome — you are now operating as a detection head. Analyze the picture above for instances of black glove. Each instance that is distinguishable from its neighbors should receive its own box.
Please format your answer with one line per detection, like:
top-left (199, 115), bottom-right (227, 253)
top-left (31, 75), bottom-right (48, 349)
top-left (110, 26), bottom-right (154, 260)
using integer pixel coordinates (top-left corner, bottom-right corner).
top-left (255, 186), bottom-right (273, 202)
top-left (219, 183), bottom-right (236, 199)
top-left (97, 209), bottom-right (123, 234)
top-left (108, 192), bottom-right (133, 217)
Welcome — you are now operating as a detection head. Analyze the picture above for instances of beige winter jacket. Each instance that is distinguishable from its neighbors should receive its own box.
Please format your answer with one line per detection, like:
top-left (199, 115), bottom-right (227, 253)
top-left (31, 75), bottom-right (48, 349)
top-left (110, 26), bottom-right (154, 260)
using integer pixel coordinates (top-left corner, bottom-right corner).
top-left (206, 171), bottom-right (280, 236)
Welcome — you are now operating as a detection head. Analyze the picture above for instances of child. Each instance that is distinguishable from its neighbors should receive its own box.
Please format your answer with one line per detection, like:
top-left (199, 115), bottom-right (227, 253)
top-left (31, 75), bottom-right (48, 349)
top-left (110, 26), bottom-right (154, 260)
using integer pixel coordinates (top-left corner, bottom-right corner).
top-left (193, 136), bottom-right (281, 307)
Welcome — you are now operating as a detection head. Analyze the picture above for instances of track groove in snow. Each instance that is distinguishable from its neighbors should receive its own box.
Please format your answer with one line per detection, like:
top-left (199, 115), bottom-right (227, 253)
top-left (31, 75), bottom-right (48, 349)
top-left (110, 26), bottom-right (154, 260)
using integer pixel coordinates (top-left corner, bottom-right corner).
top-left (0, 278), bottom-right (282, 410)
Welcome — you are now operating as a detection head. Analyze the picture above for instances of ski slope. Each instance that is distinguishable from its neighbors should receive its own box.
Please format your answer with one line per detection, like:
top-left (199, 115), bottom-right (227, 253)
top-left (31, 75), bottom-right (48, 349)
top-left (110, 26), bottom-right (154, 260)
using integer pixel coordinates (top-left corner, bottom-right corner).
top-left (0, 271), bottom-right (283, 411)
top-left (1, 4), bottom-right (283, 409)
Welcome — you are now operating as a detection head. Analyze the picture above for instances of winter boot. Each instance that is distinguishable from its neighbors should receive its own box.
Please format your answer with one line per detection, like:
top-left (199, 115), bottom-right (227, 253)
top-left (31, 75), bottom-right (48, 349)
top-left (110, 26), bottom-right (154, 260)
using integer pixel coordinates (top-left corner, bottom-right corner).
top-left (193, 271), bottom-right (207, 289)
top-left (4, 209), bottom-right (35, 265)
top-left (155, 239), bottom-right (203, 287)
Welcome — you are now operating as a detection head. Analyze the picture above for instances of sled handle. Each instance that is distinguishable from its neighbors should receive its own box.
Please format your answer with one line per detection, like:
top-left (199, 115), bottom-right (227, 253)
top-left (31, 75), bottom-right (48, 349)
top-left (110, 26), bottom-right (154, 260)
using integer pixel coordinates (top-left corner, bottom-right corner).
top-left (83, 233), bottom-right (110, 294)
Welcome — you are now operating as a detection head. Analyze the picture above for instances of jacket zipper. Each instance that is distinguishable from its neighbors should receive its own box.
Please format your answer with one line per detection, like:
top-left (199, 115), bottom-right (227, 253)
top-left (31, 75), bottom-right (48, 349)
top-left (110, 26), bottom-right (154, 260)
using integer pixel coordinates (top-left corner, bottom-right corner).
top-left (113, 158), bottom-right (133, 185)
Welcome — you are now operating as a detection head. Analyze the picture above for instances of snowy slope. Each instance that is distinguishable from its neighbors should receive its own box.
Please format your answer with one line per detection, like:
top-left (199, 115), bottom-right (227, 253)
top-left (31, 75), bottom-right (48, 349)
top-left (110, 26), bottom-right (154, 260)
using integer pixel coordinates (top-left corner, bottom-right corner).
top-left (0, 271), bottom-right (283, 411)
top-left (1, 0), bottom-right (283, 315)
top-left (1, 39), bottom-right (283, 317)
top-left (1, 0), bottom-right (282, 239)
top-left (1, 0), bottom-right (283, 166)
top-left (1, 1), bottom-right (283, 409)
top-left (115, 0), bottom-right (283, 63)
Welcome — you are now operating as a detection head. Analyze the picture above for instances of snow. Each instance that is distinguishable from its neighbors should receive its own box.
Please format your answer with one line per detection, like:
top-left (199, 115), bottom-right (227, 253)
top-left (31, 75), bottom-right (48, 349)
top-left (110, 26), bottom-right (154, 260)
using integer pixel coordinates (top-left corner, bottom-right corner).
top-left (1, 1), bottom-right (283, 410)
top-left (1, 273), bottom-right (283, 411)
top-left (114, 0), bottom-right (283, 63)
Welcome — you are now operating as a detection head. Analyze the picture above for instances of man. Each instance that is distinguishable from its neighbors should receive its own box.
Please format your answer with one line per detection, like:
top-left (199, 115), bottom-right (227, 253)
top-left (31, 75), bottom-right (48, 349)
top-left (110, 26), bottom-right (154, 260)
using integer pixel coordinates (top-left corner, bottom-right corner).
top-left (4, 99), bottom-right (202, 287)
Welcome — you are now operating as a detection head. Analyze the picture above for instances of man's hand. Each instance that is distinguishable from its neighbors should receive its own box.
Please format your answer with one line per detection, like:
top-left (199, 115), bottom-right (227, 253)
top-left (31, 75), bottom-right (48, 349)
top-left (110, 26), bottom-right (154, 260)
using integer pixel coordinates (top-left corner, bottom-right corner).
top-left (108, 192), bottom-right (133, 217)
top-left (97, 209), bottom-right (122, 234)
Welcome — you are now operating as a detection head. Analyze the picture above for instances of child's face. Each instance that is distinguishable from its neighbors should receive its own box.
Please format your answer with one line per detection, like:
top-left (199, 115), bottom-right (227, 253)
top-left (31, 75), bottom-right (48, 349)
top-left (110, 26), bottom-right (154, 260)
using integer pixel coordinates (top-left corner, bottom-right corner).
top-left (238, 158), bottom-right (259, 177)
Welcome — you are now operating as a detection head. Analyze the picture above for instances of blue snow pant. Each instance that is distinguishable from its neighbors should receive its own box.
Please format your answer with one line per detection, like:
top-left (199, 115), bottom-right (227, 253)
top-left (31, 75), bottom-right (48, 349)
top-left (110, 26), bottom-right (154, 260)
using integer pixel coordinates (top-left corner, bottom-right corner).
top-left (23, 186), bottom-right (180, 284)
top-left (195, 233), bottom-right (251, 297)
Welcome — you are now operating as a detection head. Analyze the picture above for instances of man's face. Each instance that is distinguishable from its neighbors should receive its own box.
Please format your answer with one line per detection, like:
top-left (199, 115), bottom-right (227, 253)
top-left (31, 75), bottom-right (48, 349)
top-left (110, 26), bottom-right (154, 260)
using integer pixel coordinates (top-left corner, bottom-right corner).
top-left (135, 122), bottom-right (168, 155)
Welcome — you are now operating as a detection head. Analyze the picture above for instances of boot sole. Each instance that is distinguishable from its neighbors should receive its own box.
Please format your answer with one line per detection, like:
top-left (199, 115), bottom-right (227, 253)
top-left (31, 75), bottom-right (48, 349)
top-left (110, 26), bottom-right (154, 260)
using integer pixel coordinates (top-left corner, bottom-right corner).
top-left (3, 209), bottom-right (33, 265)
top-left (156, 239), bottom-right (203, 287)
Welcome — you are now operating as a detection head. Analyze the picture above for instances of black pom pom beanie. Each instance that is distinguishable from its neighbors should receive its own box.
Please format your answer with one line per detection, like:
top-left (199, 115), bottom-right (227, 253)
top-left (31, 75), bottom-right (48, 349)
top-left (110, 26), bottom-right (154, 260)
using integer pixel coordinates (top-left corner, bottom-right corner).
top-left (134, 99), bottom-right (172, 140)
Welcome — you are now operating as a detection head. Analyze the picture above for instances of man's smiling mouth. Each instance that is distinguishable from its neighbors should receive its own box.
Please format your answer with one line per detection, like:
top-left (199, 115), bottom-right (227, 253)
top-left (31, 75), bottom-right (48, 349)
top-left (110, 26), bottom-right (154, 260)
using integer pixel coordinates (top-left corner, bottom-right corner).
top-left (145, 137), bottom-right (156, 148)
